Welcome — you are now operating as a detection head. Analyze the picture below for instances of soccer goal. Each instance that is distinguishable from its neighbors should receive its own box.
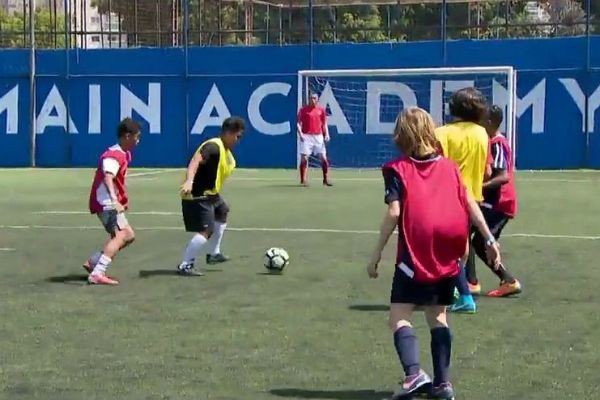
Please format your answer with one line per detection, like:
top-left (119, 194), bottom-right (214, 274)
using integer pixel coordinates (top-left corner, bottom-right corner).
top-left (297, 66), bottom-right (517, 169)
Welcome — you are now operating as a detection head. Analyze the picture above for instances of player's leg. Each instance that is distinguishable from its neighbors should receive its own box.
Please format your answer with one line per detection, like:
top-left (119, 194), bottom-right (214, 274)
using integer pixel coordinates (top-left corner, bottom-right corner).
top-left (178, 199), bottom-right (213, 276)
top-left (206, 197), bottom-right (230, 265)
top-left (389, 270), bottom-right (431, 397)
top-left (465, 229), bottom-right (481, 294)
top-left (424, 303), bottom-right (455, 399)
top-left (450, 247), bottom-right (477, 314)
top-left (314, 136), bottom-right (332, 186)
top-left (472, 209), bottom-right (522, 297)
top-left (82, 250), bottom-right (102, 273)
top-left (89, 211), bottom-right (135, 285)
top-left (425, 276), bottom-right (457, 399)
top-left (299, 136), bottom-right (312, 185)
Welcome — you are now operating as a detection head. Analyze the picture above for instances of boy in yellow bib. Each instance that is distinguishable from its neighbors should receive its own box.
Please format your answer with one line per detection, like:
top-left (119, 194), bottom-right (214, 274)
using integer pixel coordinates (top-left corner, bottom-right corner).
top-left (178, 117), bottom-right (245, 276)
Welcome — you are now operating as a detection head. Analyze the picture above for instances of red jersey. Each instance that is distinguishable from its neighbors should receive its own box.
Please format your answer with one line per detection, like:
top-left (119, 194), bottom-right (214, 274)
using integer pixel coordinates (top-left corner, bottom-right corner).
top-left (383, 156), bottom-right (469, 283)
top-left (297, 105), bottom-right (326, 135)
top-left (483, 134), bottom-right (517, 217)
top-left (89, 144), bottom-right (131, 214)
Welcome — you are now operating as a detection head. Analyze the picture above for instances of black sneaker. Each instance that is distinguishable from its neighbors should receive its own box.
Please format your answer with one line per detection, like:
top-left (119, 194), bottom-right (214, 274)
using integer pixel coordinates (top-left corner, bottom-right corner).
top-left (429, 383), bottom-right (454, 400)
top-left (176, 262), bottom-right (204, 276)
top-left (206, 254), bottom-right (230, 265)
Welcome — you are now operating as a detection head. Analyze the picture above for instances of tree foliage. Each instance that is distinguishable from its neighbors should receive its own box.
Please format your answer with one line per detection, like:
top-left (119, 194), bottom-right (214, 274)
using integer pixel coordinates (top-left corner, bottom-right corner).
top-left (0, 0), bottom-right (595, 48)
top-left (0, 9), bottom-right (66, 48)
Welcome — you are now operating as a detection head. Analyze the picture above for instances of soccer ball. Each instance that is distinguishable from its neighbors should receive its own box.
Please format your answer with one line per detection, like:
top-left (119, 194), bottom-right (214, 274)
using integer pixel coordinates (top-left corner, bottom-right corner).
top-left (264, 247), bottom-right (290, 273)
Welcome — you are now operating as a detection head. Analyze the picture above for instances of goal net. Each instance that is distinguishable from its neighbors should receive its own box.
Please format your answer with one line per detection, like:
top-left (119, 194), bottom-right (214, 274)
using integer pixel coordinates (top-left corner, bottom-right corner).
top-left (297, 67), bottom-right (517, 169)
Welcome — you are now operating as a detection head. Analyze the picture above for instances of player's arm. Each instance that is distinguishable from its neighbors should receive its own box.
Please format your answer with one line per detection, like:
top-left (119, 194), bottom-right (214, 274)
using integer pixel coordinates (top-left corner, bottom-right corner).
top-left (321, 108), bottom-right (330, 142)
top-left (483, 142), bottom-right (509, 189)
top-left (367, 168), bottom-right (402, 278)
top-left (102, 158), bottom-right (124, 212)
top-left (181, 143), bottom-right (218, 195)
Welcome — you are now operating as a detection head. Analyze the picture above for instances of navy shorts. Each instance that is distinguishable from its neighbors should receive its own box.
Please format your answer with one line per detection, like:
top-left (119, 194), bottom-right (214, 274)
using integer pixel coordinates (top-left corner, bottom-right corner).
top-left (390, 265), bottom-right (458, 306)
top-left (181, 196), bottom-right (229, 233)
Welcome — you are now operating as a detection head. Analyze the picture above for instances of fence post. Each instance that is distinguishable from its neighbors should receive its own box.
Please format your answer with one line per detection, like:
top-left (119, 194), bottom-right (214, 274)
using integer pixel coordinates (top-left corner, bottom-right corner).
top-left (184, 0), bottom-right (191, 156)
top-left (441, 0), bottom-right (447, 66)
top-left (584, 0), bottom-right (591, 167)
top-left (29, 0), bottom-right (36, 167)
top-left (308, 0), bottom-right (314, 69)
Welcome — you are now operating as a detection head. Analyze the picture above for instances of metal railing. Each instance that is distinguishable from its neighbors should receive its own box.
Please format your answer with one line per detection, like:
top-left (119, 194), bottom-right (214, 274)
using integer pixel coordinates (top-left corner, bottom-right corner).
top-left (0, 0), bottom-right (595, 49)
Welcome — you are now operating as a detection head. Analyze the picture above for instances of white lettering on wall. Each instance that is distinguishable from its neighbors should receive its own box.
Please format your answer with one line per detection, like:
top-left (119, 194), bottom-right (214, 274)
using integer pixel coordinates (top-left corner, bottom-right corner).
top-left (120, 82), bottom-right (161, 134)
top-left (429, 80), bottom-right (474, 125)
top-left (493, 79), bottom-right (546, 134)
top-left (248, 82), bottom-right (291, 135)
top-left (0, 85), bottom-right (18, 134)
top-left (88, 84), bottom-right (101, 134)
top-left (318, 81), bottom-right (353, 134)
top-left (36, 84), bottom-right (78, 134)
top-left (560, 79), bottom-right (600, 133)
top-left (191, 84), bottom-right (231, 135)
top-left (366, 81), bottom-right (417, 134)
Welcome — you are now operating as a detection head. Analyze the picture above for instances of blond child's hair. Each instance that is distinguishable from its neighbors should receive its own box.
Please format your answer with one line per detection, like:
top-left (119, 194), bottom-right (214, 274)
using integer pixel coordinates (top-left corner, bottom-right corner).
top-left (393, 107), bottom-right (439, 158)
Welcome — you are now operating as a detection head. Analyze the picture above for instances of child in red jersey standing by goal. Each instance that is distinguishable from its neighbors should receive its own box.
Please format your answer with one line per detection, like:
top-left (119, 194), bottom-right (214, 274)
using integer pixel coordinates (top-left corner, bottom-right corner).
top-left (367, 107), bottom-right (500, 399)
top-left (83, 118), bottom-right (141, 285)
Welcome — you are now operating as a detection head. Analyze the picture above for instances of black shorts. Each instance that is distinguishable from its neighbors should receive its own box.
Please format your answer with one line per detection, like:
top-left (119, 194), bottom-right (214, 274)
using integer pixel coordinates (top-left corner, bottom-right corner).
top-left (181, 196), bottom-right (229, 233)
top-left (390, 266), bottom-right (458, 306)
top-left (471, 206), bottom-right (510, 240)
top-left (482, 206), bottom-right (510, 239)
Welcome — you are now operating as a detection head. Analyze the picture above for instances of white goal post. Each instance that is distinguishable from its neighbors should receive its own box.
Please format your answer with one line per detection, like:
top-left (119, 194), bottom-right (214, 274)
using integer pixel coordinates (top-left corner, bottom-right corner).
top-left (297, 66), bottom-right (517, 169)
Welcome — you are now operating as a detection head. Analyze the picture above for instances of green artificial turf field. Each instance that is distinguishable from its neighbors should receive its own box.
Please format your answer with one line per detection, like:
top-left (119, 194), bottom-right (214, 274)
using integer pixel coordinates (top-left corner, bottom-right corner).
top-left (1, 168), bottom-right (599, 400)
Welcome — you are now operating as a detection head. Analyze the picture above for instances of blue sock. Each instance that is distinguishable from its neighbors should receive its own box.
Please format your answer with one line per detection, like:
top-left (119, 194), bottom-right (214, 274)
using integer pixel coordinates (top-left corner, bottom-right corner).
top-left (456, 262), bottom-right (471, 296)
top-left (393, 326), bottom-right (420, 376)
top-left (430, 327), bottom-right (452, 386)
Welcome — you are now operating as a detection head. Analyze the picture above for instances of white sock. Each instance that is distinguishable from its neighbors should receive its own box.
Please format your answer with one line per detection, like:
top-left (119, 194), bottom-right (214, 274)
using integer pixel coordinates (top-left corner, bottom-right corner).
top-left (182, 234), bottom-right (208, 264)
top-left (88, 251), bottom-right (102, 266)
top-left (207, 222), bottom-right (227, 255)
top-left (92, 254), bottom-right (112, 276)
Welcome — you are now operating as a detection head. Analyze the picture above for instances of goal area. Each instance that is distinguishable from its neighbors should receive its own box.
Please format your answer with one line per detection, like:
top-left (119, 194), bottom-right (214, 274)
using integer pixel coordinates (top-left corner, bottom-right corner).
top-left (297, 66), bottom-right (517, 169)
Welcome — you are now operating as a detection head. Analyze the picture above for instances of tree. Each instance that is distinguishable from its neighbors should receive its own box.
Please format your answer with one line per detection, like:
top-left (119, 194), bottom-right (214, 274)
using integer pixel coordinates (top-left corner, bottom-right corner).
top-left (0, 9), bottom-right (66, 48)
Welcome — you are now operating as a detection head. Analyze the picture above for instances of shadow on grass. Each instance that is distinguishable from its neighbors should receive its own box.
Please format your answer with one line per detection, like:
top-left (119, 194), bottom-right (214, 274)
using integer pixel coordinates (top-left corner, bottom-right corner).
top-left (348, 304), bottom-right (390, 312)
top-left (138, 269), bottom-right (222, 278)
top-left (270, 388), bottom-right (393, 400)
top-left (256, 272), bottom-right (285, 276)
top-left (45, 274), bottom-right (88, 285)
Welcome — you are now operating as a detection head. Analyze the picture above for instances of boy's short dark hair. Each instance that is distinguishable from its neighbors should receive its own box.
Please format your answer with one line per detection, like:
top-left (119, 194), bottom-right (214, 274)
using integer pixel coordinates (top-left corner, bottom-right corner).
top-left (487, 105), bottom-right (503, 131)
top-left (117, 118), bottom-right (141, 138)
top-left (221, 117), bottom-right (245, 134)
top-left (449, 87), bottom-right (488, 123)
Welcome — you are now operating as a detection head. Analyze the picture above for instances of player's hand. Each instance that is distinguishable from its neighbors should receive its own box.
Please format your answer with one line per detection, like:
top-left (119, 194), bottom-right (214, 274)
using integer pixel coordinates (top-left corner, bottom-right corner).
top-left (367, 261), bottom-right (379, 279)
top-left (486, 242), bottom-right (501, 269)
top-left (180, 180), bottom-right (193, 196)
top-left (324, 135), bottom-right (330, 143)
top-left (113, 202), bottom-right (125, 213)
top-left (367, 253), bottom-right (381, 278)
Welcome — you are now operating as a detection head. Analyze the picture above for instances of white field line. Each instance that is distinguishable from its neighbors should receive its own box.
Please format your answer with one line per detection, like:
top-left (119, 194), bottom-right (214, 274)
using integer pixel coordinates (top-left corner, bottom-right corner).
top-left (0, 247), bottom-right (16, 251)
top-left (230, 177), bottom-right (597, 183)
top-left (128, 170), bottom-right (178, 178)
top-left (33, 211), bottom-right (177, 215)
top-left (2, 223), bottom-right (600, 240)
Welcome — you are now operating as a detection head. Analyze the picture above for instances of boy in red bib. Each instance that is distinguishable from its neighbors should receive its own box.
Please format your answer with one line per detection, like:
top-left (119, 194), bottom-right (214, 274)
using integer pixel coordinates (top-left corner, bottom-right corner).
top-left (367, 107), bottom-right (501, 399)
top-left (467, 105), bottom-right (522, 297)
top-left (83, 118), bottom-right (141, 285)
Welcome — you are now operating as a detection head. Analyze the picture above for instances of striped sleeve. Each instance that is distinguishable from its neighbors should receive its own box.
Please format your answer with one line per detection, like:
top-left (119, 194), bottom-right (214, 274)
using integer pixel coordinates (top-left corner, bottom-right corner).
top-left (491, 142), bottom-right (508, 170)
